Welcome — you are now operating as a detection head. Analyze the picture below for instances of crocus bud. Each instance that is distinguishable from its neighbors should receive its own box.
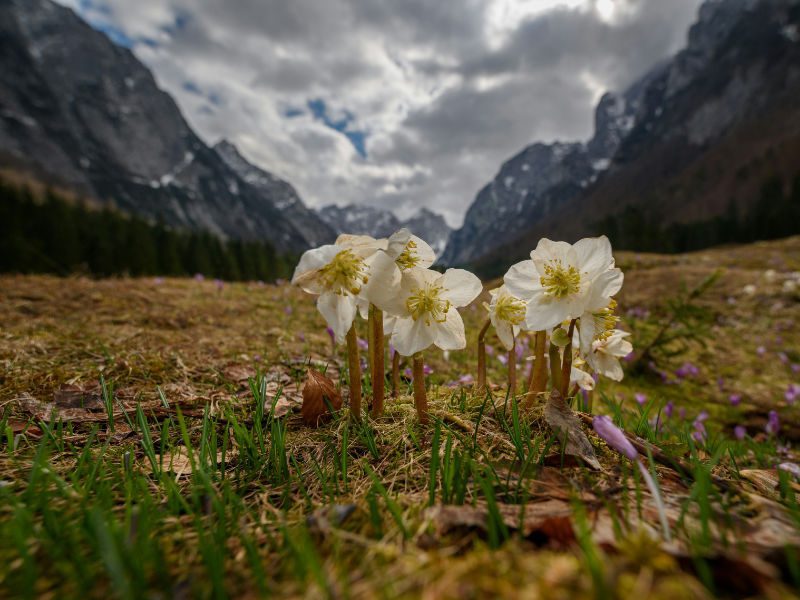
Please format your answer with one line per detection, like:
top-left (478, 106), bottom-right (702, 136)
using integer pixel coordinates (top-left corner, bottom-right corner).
top-left (593, 415), bottom-right (638, 461)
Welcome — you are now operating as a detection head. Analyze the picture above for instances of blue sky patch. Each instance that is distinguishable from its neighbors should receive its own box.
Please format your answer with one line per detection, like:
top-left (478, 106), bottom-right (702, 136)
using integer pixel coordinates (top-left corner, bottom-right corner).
top-left (306, 98), bottom-right (368, 158)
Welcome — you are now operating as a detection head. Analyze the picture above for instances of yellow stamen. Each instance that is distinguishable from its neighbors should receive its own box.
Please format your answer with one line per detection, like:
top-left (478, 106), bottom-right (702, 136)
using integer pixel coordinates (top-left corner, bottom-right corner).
top-left (396, 240), bottom-right (420, 270)
top-left (494, 293), bottom-right (526, 325)
top-left (406, 283), bottom-right (451, 325)
top-left (540, 261), bottom-right (581, 298)
top-left (319, 249), bottom-right (368, 295)
top-left (592, 299), bottom-right (619, 341)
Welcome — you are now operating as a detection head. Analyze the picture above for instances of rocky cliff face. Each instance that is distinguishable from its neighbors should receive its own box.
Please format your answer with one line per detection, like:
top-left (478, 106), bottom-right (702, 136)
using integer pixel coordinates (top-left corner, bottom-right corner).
top-left (213, 140), bottom-right (336, 247)
top-left (472, 0), bottom-right (800, 274)
top-left (0, 0), bottom-right (314, 253)
top-left (441, 0), bottom-right (761, 266)
top-left (318, 204), bottom-right (452, 256)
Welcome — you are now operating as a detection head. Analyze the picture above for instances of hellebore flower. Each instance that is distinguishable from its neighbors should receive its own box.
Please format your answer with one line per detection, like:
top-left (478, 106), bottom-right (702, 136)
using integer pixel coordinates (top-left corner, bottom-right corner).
top-left (484, 284), bottom-right (527, 351)
top-left (504, 236), bottom-right (623, 331)
top-left (292, 243), bottom-right (374, 343)
top-left (585, 329), bottom-right (633, 381)
top-left (368, 266), bottom-right (482, 357)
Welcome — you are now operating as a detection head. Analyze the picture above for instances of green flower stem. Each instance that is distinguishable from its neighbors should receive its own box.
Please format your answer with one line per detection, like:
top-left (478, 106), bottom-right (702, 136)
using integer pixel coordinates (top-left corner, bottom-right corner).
top-left (476, 319), bottom-right (491, 393)
top-left (346, 324), bottom-right (362, 421)
top-left (548, 341), bottom-right (562, 394)
top-left (412, 353), bottom-right (429, 424)
top-left (526, 330), bottom-right (548, 406)
top-left (559, 319), bottom-right (577, 398)
top-left (371, 306), bottom-right (385, 418)
top-left (391, 350), bottom-right (401, 397)
top-left (508, 339), bottom-right (517, 398)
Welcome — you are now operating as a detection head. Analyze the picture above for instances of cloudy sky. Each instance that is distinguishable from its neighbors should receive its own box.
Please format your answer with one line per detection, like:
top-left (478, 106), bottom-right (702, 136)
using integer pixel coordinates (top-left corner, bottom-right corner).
top-left (58, 0), bottom-right (702, 226)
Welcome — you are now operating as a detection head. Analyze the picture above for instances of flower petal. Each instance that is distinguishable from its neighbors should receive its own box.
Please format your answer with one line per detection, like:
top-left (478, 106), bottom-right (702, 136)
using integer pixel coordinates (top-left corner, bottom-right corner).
top-left (524, 290), bottom-right (571, 330)
top-left (434, 308), bottom-right (467, 351)
top-left (531, 238), bottom-right (578, 276)
top-left (585, 268), bottom-right (624, 312)
top-left (362, 251), bottom-right (404, 314)
top-left (573, 236), bottom-right (614, 278)
top-left (317, 292), bottom-right (357, 344)
top-left (494, 318), bottom-right (515, 351)
top-left (440, 269), bottom-right (482, 307)
top-left (503, 260), bottom-right (540, 299)
top-left (336, 234), bottom-right (387, 257)
top-left (391, 315), bottom-right (437, 356)
top-left (292, 244), bottom-right (340, 293)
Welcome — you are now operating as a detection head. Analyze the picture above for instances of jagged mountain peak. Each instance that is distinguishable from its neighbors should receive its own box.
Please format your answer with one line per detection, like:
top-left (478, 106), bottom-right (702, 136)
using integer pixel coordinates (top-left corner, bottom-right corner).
top-left (440, 0), bottom-right (758, 267)
top-left (214, 140), bottom-right (336, 247)
top-left (317, 203), bottom-right (452, 257)
top-left (0, 0), bottom-right (322, 253)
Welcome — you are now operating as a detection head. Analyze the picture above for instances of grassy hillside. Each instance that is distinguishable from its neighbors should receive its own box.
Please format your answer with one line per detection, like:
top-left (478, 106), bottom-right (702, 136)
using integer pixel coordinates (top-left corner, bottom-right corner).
top-left (1, 237), bottom-right (799, 597)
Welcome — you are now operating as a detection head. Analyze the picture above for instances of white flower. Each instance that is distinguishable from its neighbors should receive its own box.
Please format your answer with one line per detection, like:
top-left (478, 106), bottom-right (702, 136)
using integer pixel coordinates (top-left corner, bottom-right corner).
top-left (504, 236), bottom-right (623, 331)
top-left (369, 266), bottom-right (482, 356)
top-left (385, 228), bottom-right (436, 271)
top-left (578, 299), bottom-right (620, 356)
top-left (484, 284), bottom-right (526, 350)
top-left (571, 365), bottom-right (596, 391)
top-left (292, 242), bottom-right (375, 343)
top-left (585, 329), bottom-right (632, 381)
top-left (336, 234), bottom-right (389, 318)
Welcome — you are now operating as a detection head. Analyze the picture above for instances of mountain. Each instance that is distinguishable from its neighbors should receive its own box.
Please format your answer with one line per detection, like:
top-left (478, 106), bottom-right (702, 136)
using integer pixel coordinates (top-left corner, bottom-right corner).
top-left (0, 0), bottom-right (314, 253)
top-left (443, 0), bottom-right (800, 269)
top-left (318, 204), bottom-right (452, 256)
top-left (213, 140), bottom-right (336, 247)
top-left (399, 207), bottom-right (451, 256)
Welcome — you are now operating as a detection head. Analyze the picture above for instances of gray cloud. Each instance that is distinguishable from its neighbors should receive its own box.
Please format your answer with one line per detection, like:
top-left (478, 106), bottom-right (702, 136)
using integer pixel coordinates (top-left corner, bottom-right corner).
top-left (58, 0), bottom-right (702, 226)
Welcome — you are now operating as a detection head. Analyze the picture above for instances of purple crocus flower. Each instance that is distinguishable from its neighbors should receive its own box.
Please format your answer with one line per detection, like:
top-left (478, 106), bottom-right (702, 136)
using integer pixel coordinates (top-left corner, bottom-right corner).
top-left (284, 305), bottom-right (293, 316)
top-left (695, 410), bottom-right (709, 423)
top-left (423, 364), bottom-right (434, 375)
top-left (404, 367), bottom-right (413, 378)
top-left (675, 362), bottom-right (700, 379)
top-left (678, 407), bottom-right (687, 420)
top-left (792, 364), bottom-right (800, 374)
top-left (785, 384), bottom-right (799, 404)
top-left (214, 278), bottom-right (224, 291)
top-left (357, 337), bottom-right (369, 351)
top-left (486, 345), bottom-right (495, 356)
top-left (778, 462), bottom-right (800, 479)
top-left (778, 352), bottom-right (789, 365)
top-left (153, 277), bottom-right (164, 285)
top-left (756, 345), bottom-right (767, 357)
top-left (717, 377), bottom-right (725, 391)
top-left (734, 425), bottom-right (746, 440)
top-left (194, 273), bottom-right (205, 282)
top-left (729, 394), bottom-right (742, 406)
top-left (458, 374), bottom-right (474, 385)
top-left (766, 410), bottom-right (780, 435)
top-left (498, 354), bottom-right (508, 366)
top-left (297, 333), bottom-right (305, 342)
top-left (593, 416), bottom-right (638, 460)
top-left (634, 392), bottom-right (647, 405)
top-left (623, 351), bottom-right (635, 363)
top-left (663, 401), bottom-right (674, 418)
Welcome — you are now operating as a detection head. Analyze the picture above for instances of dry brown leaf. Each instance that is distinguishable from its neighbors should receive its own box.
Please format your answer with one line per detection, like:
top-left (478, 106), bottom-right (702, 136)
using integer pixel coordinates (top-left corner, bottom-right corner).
top-left (543, 389), bottom-right (601, 470)
top-left (301, 368), bottom-right (342, 427)
top-left (425, 499), bottom-right (575, 542)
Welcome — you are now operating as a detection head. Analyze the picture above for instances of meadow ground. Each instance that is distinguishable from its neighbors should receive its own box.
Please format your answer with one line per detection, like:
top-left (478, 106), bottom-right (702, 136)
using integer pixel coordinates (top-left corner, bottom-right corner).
top-left (1, 237), bottom-right (800, 598)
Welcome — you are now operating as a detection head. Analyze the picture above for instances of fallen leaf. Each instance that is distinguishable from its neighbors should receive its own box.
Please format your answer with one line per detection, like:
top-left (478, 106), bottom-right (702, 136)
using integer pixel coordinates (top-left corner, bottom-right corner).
top-left (543, 389), bottom-right (601, 470)
top-left (301, 368), bottom-right (342, 426)
top-left (425, 499), bottom-right (575, 543)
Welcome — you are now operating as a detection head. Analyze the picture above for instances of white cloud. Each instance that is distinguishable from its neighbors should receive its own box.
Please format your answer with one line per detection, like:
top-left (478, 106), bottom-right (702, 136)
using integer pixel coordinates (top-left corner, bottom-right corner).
top-left (57, 0), bottom-right (702, 227)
